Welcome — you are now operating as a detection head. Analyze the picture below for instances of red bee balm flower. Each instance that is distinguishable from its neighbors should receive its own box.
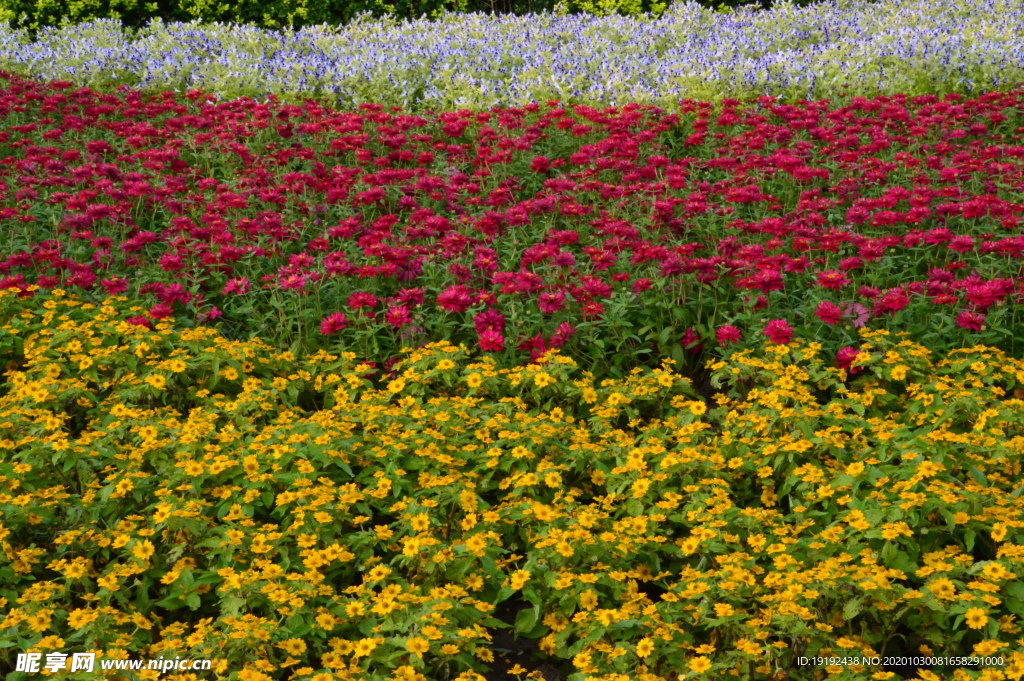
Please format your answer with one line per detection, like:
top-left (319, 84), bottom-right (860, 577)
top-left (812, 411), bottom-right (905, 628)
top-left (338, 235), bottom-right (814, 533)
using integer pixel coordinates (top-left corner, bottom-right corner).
top-left (319, 312), bottom-right (348, 335)
top-left (385, 305), bottom-right (412, 328)
top-left (716, 325), bottom-right (742, 345)
top-left (835, 346), bottom-right (865, 375)
top-left (814, 301), bottom-right (844, 325)
top-left (956, 310), bottom-right (985, 331)
top-left (763, 319), bottom-right (793, 344)
top-left (478, 329), bottom-right (505, 352)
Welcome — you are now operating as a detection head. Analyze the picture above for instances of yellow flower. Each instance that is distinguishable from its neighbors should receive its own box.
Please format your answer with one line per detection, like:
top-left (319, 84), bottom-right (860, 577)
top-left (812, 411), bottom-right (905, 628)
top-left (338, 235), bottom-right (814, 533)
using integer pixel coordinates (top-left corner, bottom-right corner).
top-left (406, 637), bottom-right (429, 655)
top-left (145, 374), bottom-right (167, 390)
top-left (132, 540), bottom-right (155, 561)
top-left (635, 638), bottom-right (654, 658)
top-left (410, 513), bottom-right (431, 533)
top-left (845, 462), bottom-right (865, 476)
top-left (965, 607), bottom-right (988, 629)
top-left (510, 570), bottom-right (531, 590)
top-left (465, 534), bottom-right (488, 556)
top-left (466, 373), bottom-right (482, 388)
top-left (67, 608), bottom-right (100, 629)
top-left (689, 656), bottom-right (712, 673)
top-left (534, 372), bottom-right (555, 388)
top-left (277, 638), bottom-right (307, 655)
top-left (27, 612), bottom-right (51, 632)
top-left (352, 638), bottom-right (378, 658)
top-left (714, 603), bottom-right (735, 618)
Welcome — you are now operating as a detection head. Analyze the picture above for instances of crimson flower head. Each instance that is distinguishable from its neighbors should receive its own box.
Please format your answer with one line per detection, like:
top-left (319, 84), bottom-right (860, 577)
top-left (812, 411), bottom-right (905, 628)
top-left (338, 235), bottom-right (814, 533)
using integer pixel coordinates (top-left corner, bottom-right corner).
top-left (100, 277), bottom-right (128, 295)
top-left (478, 329), bottom-right (505, 352)
top-left (548, 322), bottom-right (577, 348)
top-left (148, 303), bottom-right (173, 320)
top-left (200, 306), bottom-right (223, 323)
top-left (538, 290), bottom-right (566, 314)
top-left (347, 291), bottom-right (379, 310)
top-left (126, 315), bottom-right (152, 329)
top-left (384, 305), bottom-right (412, 329)
top-left (873, 288), bottom-right (909, 315)
top-left (581, 301), bottom-right (604, 319)
top-left (955, 310), bottom-right (985, 332)
top-left (763, 319), bottom-right (793, 344)
top-left (716, 325), bottom-right (742, 345)
top-left (632, 278), bottom-right (653, 294)
top-left (816, 270), bottom-right (850, 290)
top-left (319, 312), bottom-right (348, 336)
top-left (222, 277), bottom-right (250, 296)
top-left (437, 285), bottom-right (476, 312)
top-left (835, 346), bottom-right (865, 375)
top-left (681, 327), bottom-right (702, 353)
top-left (814, 301), bottom-right (844, 325)
top-left (473, 308), bottom-right (506, 334)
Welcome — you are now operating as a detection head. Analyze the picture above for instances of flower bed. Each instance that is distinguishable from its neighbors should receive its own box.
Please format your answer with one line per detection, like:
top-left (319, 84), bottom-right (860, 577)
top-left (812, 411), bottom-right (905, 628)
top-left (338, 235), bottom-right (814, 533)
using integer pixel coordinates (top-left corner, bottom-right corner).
top-left (1, 288), bottom-right (1024, 680)
top-left (1, 0), bottom-right (1024, 109)
top-left (1, 74), bottom-right (1024, 383)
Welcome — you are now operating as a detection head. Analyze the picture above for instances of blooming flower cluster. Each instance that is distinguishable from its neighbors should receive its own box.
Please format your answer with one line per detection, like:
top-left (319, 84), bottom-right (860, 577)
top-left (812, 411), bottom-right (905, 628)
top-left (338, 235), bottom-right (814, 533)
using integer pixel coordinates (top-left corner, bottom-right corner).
top-left (0, 0), bottom-right (1022, 109)
top-left (0, 73), bottom-right (1023, 383)
top-left (2, 288), bottom-right (1024, 680)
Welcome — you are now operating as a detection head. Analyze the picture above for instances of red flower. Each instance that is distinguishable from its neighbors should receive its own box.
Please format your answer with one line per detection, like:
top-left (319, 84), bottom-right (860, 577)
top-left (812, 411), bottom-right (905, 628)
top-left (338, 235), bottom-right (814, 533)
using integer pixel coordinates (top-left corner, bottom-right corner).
top-left (538, 290), bottom-right (566, 314)
top-left (478, 329), bottom-right (505, 352)
top-left (581, 301), bottom-right (604, 319)
top-left (548, 322), bottom-right (577, 348)
top-left (320, 312), bottom-right (348, 335)
top-left (632, 278), bottom-right (652, 294)
top-left (222, 277), bottom-right (250, 295)
top-left (835, 346), bottom-right (864, 375)
top-left (955, 310), bottom-right (985, 331)
top-left (384, 305), bottom-right (412, 328)
top-left (873, 289), bottom-right (909, 315)
top-left (814, 301), bottom-right (844, 325)
top-left (126, 315), bottom-right (153, 329)
top-left (816, 270), bottom-right (850, 290)
top-left (100, 277), bottom-right (128, 295)
top-left (199, 306), bottom-right (223, 323)
top-left (348, 291), bottom-right (379, 310)
top-left (681, 327), bottom-right (702, 354)
top-left (763, 319), bottom-right (793, 344)
top-left (148, 304), bottom-right (173, 319)
top-left (437, 285), bottom-right (476, 312)
top-left (716, 325), bottom-right (742, 345)
top-left (473, 308), bottom-right (506, 334)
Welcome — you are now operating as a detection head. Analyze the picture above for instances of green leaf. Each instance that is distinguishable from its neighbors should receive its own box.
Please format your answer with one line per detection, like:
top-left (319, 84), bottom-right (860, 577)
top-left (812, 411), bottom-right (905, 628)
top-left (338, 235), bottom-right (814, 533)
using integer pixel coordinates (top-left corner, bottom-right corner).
top-left (220, 595), bottom-right (246, 618)
top-left (967, 466), bottom-right (989, 487)
top-left (842, 598), bottom-right (863, 621)
top-left (1004, 582), bottom-right (1024, 617)
top-left (358, 618), bottom-right (377, 637)
top-left (514, 605), bottom-right (540, 635)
